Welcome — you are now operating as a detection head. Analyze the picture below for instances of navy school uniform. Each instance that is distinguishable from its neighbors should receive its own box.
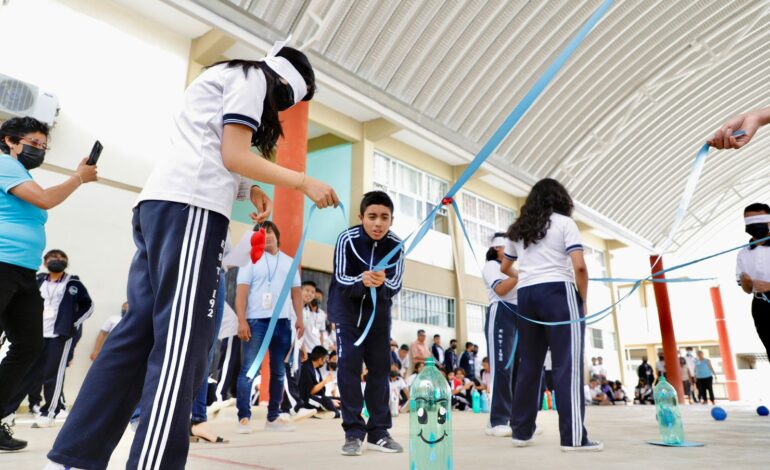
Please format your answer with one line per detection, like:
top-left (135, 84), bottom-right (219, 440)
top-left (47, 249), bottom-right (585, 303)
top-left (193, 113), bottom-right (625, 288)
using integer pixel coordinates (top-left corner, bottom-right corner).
top-left (481, 259), bottom-right (519, 428)
top-left (328, 225), bottom-right (403, 442)
top-left (505, 212), bottom-right (591, 447)
top-left (48, 60), bottom-right (264, 469)
top-left (459, 350), bottom-right (476, 380)
top-left (443, 347), bottom-right (458, 372)
top-left (4, 274), bottom-right (92, 419)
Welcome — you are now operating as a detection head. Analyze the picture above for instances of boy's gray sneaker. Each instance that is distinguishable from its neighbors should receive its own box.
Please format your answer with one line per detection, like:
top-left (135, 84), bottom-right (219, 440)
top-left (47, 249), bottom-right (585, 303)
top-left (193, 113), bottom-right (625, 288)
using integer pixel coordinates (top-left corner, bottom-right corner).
top-left (341, 437), bottom-right (363, 456)
top-left (367, 436), bottom-right (403, 453)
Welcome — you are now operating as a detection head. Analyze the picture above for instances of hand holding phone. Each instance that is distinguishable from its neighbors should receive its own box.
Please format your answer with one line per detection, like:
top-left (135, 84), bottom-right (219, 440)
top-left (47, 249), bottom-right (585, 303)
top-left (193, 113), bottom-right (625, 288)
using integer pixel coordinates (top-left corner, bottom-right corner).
top-left (87, 140), bottom-right (103, 166)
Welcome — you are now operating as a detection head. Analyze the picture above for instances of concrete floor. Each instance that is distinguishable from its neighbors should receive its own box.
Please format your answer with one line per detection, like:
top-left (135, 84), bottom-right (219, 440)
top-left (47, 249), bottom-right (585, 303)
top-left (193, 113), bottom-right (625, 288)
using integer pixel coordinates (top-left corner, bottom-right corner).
top-left (3, 402), bottom-right (769, 469)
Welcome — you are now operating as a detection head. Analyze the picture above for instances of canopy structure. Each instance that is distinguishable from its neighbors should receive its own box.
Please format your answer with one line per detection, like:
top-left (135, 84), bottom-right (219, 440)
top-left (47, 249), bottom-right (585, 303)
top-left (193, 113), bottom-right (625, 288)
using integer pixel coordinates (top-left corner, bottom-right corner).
top-left (170, 0), bottom-right (770, 252)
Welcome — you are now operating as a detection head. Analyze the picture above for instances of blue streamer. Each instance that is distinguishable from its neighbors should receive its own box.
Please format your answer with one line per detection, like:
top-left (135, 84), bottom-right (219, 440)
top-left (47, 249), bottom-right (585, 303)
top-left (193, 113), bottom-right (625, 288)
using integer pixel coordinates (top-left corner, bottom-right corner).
top-left (353, 0), bottom-right (614, 347)
top-left (246, 203), bottom-right (347, 380)
top-left (505, 329), bottom-right (519, 370)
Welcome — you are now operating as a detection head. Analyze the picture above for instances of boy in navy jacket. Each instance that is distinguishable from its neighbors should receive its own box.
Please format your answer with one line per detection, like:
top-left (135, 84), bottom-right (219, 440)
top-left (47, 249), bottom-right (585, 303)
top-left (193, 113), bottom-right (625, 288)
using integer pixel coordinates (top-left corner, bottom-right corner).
top-left (329, 191), bottom-right (404, 456)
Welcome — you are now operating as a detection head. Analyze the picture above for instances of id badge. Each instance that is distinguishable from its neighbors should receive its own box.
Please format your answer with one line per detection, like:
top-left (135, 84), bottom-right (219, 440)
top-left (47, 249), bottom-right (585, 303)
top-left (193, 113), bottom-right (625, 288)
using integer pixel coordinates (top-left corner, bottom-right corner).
top-left (262, 292), bottom-right (273, 309)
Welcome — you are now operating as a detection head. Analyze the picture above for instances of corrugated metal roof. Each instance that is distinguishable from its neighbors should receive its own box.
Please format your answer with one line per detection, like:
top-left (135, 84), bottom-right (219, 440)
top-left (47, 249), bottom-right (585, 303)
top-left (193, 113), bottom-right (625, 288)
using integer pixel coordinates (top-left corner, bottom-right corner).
top-left (192, 0), bottom-right (770, 251)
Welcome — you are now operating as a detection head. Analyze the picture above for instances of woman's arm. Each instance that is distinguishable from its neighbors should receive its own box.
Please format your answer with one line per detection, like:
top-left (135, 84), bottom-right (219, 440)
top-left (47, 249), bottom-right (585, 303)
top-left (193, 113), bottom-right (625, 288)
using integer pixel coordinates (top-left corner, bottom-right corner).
top-left (10, 158), bottom-right (97, 210)
top-left (90, 331), bottom-right (108, 361)
top-left (569, 250), bottom-right (589, 304)
top-left (221, 124), bottom-right (338, 208)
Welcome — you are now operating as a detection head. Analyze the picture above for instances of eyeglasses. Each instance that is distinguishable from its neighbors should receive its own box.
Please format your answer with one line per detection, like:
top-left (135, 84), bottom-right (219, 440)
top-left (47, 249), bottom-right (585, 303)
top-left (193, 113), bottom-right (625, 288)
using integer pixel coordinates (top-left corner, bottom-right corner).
top-left (21, 136), bottom-right (49, 151)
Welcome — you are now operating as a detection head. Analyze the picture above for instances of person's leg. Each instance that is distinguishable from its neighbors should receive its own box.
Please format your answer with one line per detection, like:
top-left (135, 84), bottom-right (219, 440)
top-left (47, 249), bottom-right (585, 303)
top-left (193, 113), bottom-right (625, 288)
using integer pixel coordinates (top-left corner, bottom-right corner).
top-left (264, 319), bottom-right (291, 422)
top-left (336, 323), bottom-right (366, 441)
top-left (543, 282), bottom-right (589, 447)
top-left (127, 204), bottom-right (226, 470)
top-left (751, 299), bottom-right (770, 357)
top-left (215, 336), bottom-right (236, 402)
top-left (26, 356), bottom-right (45, 411)
top-left (0, 265), bottom-right (44, 418)
top-left (48, 207), bottom-right (158, 469)
top-left (362, 323), bottom-right (392, 443)
top-left (511, 287), bottom-right (548, 441)
top-left (487, 302), bottom-right (516, 427)
top-left (236, 320), bottom-right (262, 421)
top-left (39, 336), bottom-right (73, 419)
top-left (696, 379), bottom-right (706, 403)
top-left (3, 340), bottom-right (47, 418)
top-left (706, 377), bottom-right (715, 404)
top-left (191, 275), bottom-right (226, 425)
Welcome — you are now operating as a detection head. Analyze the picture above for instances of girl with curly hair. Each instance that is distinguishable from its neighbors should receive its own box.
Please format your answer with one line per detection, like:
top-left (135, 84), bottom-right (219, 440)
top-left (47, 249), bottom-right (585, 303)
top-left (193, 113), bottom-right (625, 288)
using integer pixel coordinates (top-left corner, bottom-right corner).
top-left (500, 178), bottom-right (601, 452)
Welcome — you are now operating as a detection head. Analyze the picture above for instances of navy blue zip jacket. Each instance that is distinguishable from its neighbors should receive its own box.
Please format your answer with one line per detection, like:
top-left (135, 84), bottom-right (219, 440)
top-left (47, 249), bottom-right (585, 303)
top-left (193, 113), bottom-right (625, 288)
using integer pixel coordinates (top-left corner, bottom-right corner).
top-left (36, 273), bottom-right (94, 338)
top-left (328, 225), bottom-right (404, 328)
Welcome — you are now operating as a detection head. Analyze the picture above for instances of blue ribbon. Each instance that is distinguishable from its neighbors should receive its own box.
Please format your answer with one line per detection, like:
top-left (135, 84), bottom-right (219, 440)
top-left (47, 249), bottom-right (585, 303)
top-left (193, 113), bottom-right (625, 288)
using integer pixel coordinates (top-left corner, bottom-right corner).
top-left (246, 203), bottom-right (347, 380)
top-left (353, 0), bottom-right (615, 347)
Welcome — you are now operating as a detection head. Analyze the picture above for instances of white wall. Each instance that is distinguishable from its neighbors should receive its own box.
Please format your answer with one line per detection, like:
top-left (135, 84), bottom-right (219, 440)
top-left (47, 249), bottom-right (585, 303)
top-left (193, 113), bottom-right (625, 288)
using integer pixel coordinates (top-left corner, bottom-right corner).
top-left (0, 0), bottom-right (195, 400)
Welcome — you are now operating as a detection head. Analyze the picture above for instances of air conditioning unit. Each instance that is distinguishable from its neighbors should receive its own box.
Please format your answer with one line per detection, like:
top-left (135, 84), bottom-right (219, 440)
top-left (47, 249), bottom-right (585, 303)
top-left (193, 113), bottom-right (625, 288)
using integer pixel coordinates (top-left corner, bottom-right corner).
top-left (0, 73), bottom-right (59, 126)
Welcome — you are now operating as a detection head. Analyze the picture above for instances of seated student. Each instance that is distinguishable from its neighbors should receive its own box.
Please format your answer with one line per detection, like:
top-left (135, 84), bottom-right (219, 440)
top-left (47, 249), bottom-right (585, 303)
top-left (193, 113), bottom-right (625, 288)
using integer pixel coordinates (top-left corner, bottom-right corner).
top-left (388, 370), bottom-right (409, 410)
top-left (599, 379), bottom-right (615, 404)
top-left (634, 379), bottom-right (654, 405)
top-left (584, 380), bottom-right (611, 406)
top-left (406, 361), bottom-right (424, 388)
top-left (299, 346), bottom-right (340, 418)
top-left (451, 368), bottom-right (474, 410)
top-left (611, 381), bottom-right (628, 404)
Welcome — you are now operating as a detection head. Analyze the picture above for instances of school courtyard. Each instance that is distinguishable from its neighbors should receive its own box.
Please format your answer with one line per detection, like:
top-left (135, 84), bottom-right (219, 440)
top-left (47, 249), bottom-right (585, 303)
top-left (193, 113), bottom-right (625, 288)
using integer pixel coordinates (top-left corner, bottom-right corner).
top-left (4, 402), bottom-right (768, 469)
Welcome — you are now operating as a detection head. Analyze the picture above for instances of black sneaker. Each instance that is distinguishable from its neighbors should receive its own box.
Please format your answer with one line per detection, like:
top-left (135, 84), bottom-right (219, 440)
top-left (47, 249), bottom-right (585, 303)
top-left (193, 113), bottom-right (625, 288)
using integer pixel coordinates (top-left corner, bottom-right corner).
top-left (0, 423), bottom-right (27, 452)
top-left (367, 436), bottom-right (403, 453)
top-left (341, 437), bottom-right (363, 456)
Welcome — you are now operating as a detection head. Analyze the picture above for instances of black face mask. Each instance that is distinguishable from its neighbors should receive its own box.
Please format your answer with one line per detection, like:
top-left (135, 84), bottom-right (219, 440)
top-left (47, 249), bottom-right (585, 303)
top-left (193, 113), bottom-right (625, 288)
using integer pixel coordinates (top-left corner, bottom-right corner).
top-left (746, 223), bottom-right (770, 247)
top-left (328, 362), bottom-right (337, 371)
top-left (310, 298), bottom-right (319, 308)
top-left (274, 84), bottom-right (295, 112)
top-left (18, 144), bottom-right (45, 170)
top-left (121, 307), bottom-right (128, 317)
top-left (47, 259), bottom-right (67, 273)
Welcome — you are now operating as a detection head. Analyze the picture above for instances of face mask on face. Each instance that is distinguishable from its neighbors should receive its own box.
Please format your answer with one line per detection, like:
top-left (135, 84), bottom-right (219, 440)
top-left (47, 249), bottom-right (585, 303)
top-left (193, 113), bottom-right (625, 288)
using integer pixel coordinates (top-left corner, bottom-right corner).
top-left (746, 223), bottom-right (770, 242)
top-left (17, 144), bottom-right (46, 170)
top-left (328, 362), bottom-right (338, 371)
top-left (274, 84), bottom-right (295, 112)
top-left (47, 259), bottom-right (67, 273)
top-left (121, 306), bottom-right (128, 317)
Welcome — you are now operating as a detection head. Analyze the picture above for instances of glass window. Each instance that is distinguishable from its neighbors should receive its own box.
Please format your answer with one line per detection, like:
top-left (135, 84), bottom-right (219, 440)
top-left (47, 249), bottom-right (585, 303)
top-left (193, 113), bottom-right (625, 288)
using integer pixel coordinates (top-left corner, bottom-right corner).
top-left (590, 328), bottom-right (604, 349)
top-left (373, 152), bottom-right (449, 233)
top-left (393, 289), bottom-right (455, 328)
top-left (466, 302), bottom-right (487, 335)
top-left (461, 191), bottom-right (516, 248)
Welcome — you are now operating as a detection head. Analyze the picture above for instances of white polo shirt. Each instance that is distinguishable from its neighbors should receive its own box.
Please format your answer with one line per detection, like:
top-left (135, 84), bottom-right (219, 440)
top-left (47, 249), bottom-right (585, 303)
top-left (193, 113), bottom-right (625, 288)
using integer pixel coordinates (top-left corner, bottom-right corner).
top-left (138, 63), bottom-right (266, 219)
top-left (303, 307), bottom-right (327, 351)
top-left (504, 213), bottom-right (583, 289)
top-left (236, 251), bottom-right (301, 320)
top-left (735, 245), bottom-right (770, 290)
top-left (481, 260), bottom-right (517, 304)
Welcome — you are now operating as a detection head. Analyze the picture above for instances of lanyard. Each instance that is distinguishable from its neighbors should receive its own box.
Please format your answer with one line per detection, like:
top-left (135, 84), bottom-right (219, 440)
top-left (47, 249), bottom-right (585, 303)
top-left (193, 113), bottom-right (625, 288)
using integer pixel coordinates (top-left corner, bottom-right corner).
top-left (265, 252), bottom-right (279, 285)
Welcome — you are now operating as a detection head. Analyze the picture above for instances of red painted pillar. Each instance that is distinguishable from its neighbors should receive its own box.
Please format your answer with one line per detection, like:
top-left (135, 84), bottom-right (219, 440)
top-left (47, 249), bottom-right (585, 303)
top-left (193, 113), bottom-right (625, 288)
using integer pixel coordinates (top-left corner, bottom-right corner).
top-left (710, 286), bottom-right (740, 401)
top-left (649, 256), bottom-right (684, 402)
top-left (257, 101), bottom-right (309, 404)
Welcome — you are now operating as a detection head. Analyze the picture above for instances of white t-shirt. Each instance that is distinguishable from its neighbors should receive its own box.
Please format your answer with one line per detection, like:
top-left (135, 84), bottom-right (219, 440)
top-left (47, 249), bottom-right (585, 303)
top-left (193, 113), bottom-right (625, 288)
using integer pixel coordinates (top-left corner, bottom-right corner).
top-left (236, 251), bottom-right (301, 320)
top-left (303, 307), bottom-right (328, 351)
top-left (584, 384), bottom-right (603, 404)
top-left (684, 353), bottom-right (696, 376)
top-left (504, 213), bottom-right (583, 289)
top-left (390, 377), bottom-right (408, 397)
top-left (138, 63), bottom-right (266, 219)
top-left (100, 315), bottom-right (122, 334)
top-left (656, 360), bottom-right (666, 374)
top-left (481, 260), bottom-right (517, 304)
top-left (591, 364), bottom-right (606, 377)
top-left (736, 245), bottom-right (770, 289)
top-left (41, 276), bottom-right (70, 338)
top-left (218, 302), bottom-right (238, 339)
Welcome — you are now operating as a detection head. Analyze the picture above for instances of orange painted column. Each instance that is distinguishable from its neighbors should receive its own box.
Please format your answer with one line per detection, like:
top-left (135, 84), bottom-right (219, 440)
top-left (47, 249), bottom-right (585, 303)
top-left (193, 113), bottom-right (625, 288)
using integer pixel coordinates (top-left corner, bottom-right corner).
top-left (258, 101), bottom-right (309, 404)
top-left (649, 256), bottom-right (684, 402)
top-left (710, 286), bottom-right (740, 401)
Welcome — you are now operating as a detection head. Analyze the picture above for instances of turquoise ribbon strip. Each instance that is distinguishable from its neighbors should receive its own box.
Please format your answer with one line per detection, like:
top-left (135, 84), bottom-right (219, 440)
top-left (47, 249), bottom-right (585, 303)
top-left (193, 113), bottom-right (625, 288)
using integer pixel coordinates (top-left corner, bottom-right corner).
top-left (246, 204), bottom-right (347, 380)
top-left (353, 0), bottom-right (615, 347)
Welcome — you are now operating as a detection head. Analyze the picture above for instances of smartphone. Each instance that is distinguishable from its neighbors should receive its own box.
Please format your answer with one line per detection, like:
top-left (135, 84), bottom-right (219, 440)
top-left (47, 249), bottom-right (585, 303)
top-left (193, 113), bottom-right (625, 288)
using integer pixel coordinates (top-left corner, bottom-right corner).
top-left (87, 140), bottom-right (103, 165)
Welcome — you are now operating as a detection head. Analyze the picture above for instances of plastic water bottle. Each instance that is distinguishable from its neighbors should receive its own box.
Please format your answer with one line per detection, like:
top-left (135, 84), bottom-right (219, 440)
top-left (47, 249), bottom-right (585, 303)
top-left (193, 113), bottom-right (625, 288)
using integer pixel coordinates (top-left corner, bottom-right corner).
top-left (471, 389), bottom-right (481, 413)
top-left (409, 357), bottom-right (453, 470)
top-left (653, 376), bottom-right (684, 445)
top-left (480, 391), bottom-right (489, 413)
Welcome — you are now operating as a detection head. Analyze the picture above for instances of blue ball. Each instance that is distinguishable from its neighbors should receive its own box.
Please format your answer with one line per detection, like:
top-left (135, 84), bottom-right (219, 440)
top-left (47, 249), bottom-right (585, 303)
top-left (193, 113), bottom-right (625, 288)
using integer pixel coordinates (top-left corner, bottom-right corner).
top-left (711, 406), bottom-right (727, 421)
top-left (757, 406), bottom-right (769, 417)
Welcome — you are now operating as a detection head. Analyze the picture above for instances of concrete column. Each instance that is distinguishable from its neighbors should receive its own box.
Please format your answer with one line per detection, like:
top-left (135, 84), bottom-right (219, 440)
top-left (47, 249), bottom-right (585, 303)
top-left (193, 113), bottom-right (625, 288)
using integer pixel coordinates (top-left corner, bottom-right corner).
top-left (710, 286), bottom-right (740, 401)
top-left (649, 256), bottom-right (684, 402)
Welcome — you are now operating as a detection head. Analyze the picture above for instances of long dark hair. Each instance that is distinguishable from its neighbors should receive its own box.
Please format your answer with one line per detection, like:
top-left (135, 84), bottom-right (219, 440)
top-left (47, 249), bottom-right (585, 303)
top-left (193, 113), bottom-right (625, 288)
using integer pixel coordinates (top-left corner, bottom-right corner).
top-left (507, 178), bottom-right (574, 248)
top-left (210, 47), bottom-right (315, 158)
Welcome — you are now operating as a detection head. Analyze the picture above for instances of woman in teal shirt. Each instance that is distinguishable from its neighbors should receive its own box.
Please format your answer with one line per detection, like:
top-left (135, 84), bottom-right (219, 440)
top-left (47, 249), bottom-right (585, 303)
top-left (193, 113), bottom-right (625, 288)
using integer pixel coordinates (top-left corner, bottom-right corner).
top-left (0, 117), bottom-right (96, 451)
top-left (694, 350), bottom-right (717, 405)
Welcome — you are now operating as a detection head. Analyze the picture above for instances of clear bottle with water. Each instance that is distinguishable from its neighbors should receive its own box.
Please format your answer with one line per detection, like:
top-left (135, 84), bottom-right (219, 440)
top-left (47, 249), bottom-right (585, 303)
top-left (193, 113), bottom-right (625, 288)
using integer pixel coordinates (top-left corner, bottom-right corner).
top-left (409, 357), bottom-right (453, 470)
top-left (653, 376), bottom-right (684, 445)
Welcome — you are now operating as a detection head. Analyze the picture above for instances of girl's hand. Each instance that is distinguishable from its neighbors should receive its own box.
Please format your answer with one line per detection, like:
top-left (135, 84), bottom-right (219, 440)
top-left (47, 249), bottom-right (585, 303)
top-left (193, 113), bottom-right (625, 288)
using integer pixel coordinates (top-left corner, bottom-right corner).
top-left (249, 186), bottom-right (272, 223)
top-left (300, 175), bottom-right (339, 209)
